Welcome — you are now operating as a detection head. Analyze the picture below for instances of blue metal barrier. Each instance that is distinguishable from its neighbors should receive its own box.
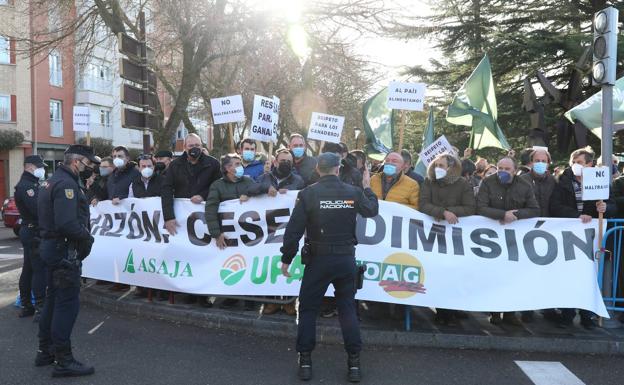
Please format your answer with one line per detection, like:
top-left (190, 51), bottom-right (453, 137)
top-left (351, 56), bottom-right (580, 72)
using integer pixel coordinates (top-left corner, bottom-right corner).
top-left (598, 219), bottom-right (624, 312)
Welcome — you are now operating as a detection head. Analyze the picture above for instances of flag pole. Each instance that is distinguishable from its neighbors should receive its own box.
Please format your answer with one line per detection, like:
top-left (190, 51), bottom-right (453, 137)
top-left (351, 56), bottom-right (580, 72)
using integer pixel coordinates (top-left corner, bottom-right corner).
top-left (398, 110), bottom-right (406, 150)
top-left (228, 123), bottom-right (235, 153)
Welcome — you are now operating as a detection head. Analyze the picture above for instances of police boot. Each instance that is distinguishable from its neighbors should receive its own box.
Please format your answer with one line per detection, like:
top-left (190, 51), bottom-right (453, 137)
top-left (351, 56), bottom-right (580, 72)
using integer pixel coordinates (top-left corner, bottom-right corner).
top-left (34, 338), bottom-right (55, 367)
top-left (33, 298), bottom-right (45, 323)
top-left (298, 352), bottom-right (312, 381)
top-left (347, 352), bottom-right (361, 383)
top-left (18, 294), bottom-right (35, 318)
top-left (52, 345), bottom-right (95, 377)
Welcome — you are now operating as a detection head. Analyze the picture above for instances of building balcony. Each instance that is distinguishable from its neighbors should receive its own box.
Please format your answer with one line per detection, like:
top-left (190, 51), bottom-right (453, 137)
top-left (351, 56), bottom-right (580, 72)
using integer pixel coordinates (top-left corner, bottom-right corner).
top-left (78, 76), bottom-right (113, 94)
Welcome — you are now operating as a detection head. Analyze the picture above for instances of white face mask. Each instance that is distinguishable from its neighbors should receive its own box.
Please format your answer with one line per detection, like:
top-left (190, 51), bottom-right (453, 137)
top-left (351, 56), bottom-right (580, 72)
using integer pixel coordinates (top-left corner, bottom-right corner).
top-left (113, 158), bottom-right (125, 168)
top-left (141, 167), bottom-right (154, 179)
top-left (33, 167), bottom-right (45, 180)
top-left (434, 167), bottom-right (447, 180)
top-left (571, 163), bottom-right (584, 177)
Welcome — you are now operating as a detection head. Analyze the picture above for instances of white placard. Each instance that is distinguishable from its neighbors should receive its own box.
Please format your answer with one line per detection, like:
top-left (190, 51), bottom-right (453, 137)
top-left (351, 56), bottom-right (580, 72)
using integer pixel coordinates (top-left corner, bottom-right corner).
top-left (73, 106), bottom-right (90, 132)
top-left (271, 96), bottom-right (280, 144)
top-left (532, 145), bottom-right (548, 152)
top-left (307, 112), bottom-right (344, 143)
top-left (210, 95), bottom-right (245, 125)
top-left (249, 95), bottom-right (276, 143)
top-left (387, 81), bottom-right (426, 111)
top-left (582, 166), bottom-right (610, 201)
top-left (418, 135), bottom-right (453, 167)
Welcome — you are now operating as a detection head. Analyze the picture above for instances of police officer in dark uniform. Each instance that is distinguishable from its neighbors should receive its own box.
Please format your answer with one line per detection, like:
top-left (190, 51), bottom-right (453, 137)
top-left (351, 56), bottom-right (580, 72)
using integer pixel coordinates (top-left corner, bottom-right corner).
top-left (15, 155), bottom-right (47, 319)
top-left (280, 153), bottom-right (378, 383)
top-left (35, 145), bottom-right (99, 377)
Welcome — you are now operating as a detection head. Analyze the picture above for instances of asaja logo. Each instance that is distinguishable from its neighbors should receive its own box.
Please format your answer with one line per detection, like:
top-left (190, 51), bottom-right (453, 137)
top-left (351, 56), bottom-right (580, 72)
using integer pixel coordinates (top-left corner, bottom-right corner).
top-left (122, 249), bottom-right (192, 278)
top-left (360, 252), bottom-right (426, 299)
top-left (220, 254), bottom-right (247, 286)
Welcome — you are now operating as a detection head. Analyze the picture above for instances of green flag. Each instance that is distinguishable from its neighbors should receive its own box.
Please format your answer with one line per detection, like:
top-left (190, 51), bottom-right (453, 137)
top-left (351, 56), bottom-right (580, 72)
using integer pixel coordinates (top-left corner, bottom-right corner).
top-left (446, 55), bottom-right (510, 150)
top-left (362, 87), bottom-right (394, 155)
top-left (414, 108), bottom-right (435, 177)
top-left (564, 76), bottom-right (624, 139)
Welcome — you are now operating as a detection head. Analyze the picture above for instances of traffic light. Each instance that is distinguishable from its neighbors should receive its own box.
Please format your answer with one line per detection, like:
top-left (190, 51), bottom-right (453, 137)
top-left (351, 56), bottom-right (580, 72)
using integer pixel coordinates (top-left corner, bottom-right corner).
top-left (592, 7), bottom-right (619, 86)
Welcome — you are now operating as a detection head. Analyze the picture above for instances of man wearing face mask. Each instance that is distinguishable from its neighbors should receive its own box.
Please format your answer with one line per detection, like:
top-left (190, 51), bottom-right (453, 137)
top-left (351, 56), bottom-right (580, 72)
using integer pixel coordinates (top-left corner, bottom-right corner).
top-left (36, 145), bottom-right (99, 377)
top-left (87, 157), bottom-right (113, 206)
top-left (289, 133), bottom-right (318, 186)
top-left (370, 152), bottom-right (419, 209)
top-left (154, 150), bottom-right (173, 175)
top-left (248, 148), bottom-right (304, 197)
top-left (128, 155), bottom-right (162, 198)
top-left (238, 138), bottom-right (265, 181)
top-left (161, 133), bottom-right (221, 236)
top-left (550, 147), bottom-right (616, 329)
top-left (107, 146), bottom-right (140, 205)
top-left (15, 155), bottom-right (47, 319)
top-left (520, 149), bottom-right (555, 217)
top-left (477, 156), bottom-right (540, 326)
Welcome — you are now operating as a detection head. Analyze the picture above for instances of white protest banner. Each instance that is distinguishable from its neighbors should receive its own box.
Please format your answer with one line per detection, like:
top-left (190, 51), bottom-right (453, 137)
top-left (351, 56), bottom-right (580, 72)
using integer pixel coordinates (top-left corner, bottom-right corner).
top-left (83, 195), bottom-right (608, 317)
top-left (418, 135), bottom-right (453, 167)
top-left (582, 166), bottom-right (610, 201)
top-left (387, 81), bottom-right (426, 111)
top-left (210, 95), bottom-right (245, 125)
top-left (73, 106), bottom-right (90, 132)
top-left (249, 95), bottom-right (275, 142)
top-left (272, 96), bottom-right (280, 143)
top-left (307, 112), bottom-right (344, 143)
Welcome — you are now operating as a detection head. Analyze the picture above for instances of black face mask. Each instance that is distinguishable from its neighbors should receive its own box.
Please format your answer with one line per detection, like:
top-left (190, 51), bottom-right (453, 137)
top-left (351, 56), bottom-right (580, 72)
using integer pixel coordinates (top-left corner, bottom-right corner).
top-left (188, 147), bottom-right (202, 159)
top-left (80, 168), bottom-right (93, 181)
top-left (155, 162), bottom-right (166, 172)
top-left (277, 162), bottom-right (292, 176)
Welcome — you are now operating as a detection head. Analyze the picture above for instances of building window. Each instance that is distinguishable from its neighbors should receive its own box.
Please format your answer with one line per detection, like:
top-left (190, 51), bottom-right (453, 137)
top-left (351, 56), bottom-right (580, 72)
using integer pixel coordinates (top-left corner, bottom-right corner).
top-left (49, 50), bottom-right (62, 86)
top-left (50, 100), bottom-right (63, 137)
top-left (0, 95), bottom-right (10, 121)
top-left (80, 62), bottom-right (112, 92)
top-left (0, 36), bottom-right (9, 64)
top-left (100, 108), bottom-right (112, 139)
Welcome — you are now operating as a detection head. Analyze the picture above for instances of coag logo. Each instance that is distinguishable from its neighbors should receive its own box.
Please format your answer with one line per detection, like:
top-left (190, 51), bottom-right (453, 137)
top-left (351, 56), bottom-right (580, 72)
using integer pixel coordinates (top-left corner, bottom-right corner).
top-left (361, 252), bottom-right (426, 299)
top-left (220, 254), bottom-right (247, 286)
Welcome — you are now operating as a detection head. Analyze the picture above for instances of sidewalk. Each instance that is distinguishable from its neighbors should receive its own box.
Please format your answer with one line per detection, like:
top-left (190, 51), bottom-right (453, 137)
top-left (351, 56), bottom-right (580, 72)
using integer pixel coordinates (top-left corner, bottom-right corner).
top-left (81, 281), bottom-right (624, 355)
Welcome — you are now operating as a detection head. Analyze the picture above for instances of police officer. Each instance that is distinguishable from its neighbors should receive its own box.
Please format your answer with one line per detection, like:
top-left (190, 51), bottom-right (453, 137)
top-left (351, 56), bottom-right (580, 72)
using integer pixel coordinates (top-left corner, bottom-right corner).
top-left (35, 145), bottom-right (98, 377)
top-left (15, 155), bottom-right (47, 319)
top-left (280, 153), bottom-right (378, 383)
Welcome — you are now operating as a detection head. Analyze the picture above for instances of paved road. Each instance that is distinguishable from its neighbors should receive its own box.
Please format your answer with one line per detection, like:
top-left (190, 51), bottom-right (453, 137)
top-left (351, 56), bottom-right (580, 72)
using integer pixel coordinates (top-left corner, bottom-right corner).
top-left (1, 258), bottom-right (624, 385)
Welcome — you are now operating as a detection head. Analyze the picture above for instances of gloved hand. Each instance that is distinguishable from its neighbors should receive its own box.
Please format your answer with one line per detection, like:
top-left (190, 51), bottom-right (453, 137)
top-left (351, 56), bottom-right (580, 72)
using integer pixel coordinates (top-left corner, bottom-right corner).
top-left (76, 235), bottom-right (95, 260)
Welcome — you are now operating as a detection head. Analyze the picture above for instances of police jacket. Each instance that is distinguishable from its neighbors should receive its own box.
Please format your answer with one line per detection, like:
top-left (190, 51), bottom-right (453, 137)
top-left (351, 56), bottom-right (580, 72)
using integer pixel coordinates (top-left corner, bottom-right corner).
top-left (14, 171), bottom-right (41, 226)
top-left (161, 152), bottom-right (222, 221)
top-left (280, 175), bottom-right (379, 264)
top-left (476, 173), bottom-right (540, 220)
top-left (550, 167), bottom-right (616, 218)
top-left (38, 165), bottom-right (91, 244)
top-left (130, 173), bottom-right (163, 198)
top-left (205, 176), bottom-right (256, 237)
top-left (107, 162), bottom-right (140, 200)
top-left (293, 154), bottom-right (319, 186)
top-left (247, 169), bottom-right (305, 196)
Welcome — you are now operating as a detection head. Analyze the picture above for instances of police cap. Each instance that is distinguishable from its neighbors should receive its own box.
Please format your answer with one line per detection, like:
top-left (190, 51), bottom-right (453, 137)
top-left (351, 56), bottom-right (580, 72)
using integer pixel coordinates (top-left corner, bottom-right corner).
top-left (24, 155), bottom-right (45, 168)
top-left (155, 150), bottom-right (173, 158)
top-left (65, 144), bottom-right (101, 164)
top-left (317, 152), bottom-right (341, 172)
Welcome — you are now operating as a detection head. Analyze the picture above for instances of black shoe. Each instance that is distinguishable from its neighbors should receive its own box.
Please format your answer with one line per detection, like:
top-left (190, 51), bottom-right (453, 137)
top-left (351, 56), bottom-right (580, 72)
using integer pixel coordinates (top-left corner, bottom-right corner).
top-left (18, 306), bottom-right (35, 318)
top-left (220, 298), bottom-right (239, 309)
top-left (557, 318), bottom-right (573, 329)
top-left (35, 349), bottom-right (55, 367)
top-left (321, 308), bottom-right (338, 318)
top-left (489, 313), bottom-right (502, 325)
top-left (503, 312), bottom-right (523, 326)
top-left (581, 317), bottom-right (598, 330)
top-left (52, 346), bottom-right (94, 377)
top-left (298, 352), bottom-right (312, 381)
top-left (347, 353), bottom-right (361, 383)
top-left (521, 311), bottom-right (534, 323)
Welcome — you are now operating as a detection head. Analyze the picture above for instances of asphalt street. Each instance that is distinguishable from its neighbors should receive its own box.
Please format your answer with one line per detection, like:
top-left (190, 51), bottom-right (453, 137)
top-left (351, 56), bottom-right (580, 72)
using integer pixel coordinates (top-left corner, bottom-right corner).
top-left (1, 225), bottom-right (623, 385)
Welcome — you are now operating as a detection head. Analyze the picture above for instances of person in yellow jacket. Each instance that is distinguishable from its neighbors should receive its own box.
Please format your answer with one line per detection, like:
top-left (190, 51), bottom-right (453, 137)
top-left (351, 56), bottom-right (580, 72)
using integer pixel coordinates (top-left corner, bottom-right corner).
top-left (370, 152), bottom-right (419, 209)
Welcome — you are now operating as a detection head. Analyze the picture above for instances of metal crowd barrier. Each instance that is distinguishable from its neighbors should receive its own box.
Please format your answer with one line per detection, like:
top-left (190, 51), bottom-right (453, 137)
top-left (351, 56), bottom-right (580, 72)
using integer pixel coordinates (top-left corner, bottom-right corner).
top-left (598, 219), bottom-right (624, 313)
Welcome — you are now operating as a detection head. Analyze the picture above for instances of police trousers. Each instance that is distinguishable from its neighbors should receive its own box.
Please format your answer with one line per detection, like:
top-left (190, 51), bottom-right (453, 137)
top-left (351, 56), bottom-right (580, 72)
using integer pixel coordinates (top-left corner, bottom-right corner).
top-left (38, 239), bottom-right (81, 350)
top-left (297, 254), bottom-right (361, 354)
top-left (18, 225), bottom-right (46, 305)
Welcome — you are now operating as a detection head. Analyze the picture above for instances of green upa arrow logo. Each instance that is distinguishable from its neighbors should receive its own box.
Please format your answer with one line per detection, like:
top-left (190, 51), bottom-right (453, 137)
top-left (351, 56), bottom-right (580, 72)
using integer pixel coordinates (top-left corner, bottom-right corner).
top-left (220, 254), bottom-right (247, 286)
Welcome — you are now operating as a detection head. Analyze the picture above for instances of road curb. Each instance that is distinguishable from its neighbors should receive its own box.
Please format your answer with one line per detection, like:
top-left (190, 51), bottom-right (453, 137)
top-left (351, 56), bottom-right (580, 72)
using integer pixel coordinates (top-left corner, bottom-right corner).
top-left (81, 288), bottom-right (624, 356)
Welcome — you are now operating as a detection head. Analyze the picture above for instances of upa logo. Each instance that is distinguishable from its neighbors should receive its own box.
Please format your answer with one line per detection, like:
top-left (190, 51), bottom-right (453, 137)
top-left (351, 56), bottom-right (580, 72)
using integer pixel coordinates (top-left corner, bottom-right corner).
top-left (220, 254), bottom-right (247, 286)
top-left (362, 252), bottom-right (426, 299)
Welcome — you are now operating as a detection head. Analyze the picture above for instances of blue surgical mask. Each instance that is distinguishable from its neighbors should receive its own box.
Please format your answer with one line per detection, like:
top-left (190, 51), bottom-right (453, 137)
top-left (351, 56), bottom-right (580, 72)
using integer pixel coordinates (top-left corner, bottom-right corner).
top-left (234, 165), bottom-right (244, 178)
top-left (292, 147), bottom-right (305, 158)
top-left (383, 164), bottom-right (397, 176)
top-left (498, 170), bottom-right (512, 184)
top-left (532, 162), bottom-right (547, 175)
top-left (242, 150), bottom-right (255, 162)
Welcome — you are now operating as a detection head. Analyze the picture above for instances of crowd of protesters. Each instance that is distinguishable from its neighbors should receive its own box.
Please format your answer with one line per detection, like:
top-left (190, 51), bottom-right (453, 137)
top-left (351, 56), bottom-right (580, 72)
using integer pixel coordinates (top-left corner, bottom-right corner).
top-left (66, 131), bottom-right (623, 331)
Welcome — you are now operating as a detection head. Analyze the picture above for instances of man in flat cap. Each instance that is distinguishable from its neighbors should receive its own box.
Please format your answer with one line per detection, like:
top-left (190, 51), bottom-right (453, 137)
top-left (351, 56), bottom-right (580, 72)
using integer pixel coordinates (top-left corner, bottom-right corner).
top-left (15, 155), bottom-right (47, 319)
top-left (36, 144), bottom-right (99, 377)
top-left (154, 149), bottom-right (173, 176)
top-left (280, 152), bottom-right (378, 383)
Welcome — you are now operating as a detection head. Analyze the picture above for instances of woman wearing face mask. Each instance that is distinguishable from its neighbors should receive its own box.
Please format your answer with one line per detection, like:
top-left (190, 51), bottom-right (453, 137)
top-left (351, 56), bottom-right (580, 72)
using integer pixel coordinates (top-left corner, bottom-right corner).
top-left (419, 153), bottom-right (476, 326)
